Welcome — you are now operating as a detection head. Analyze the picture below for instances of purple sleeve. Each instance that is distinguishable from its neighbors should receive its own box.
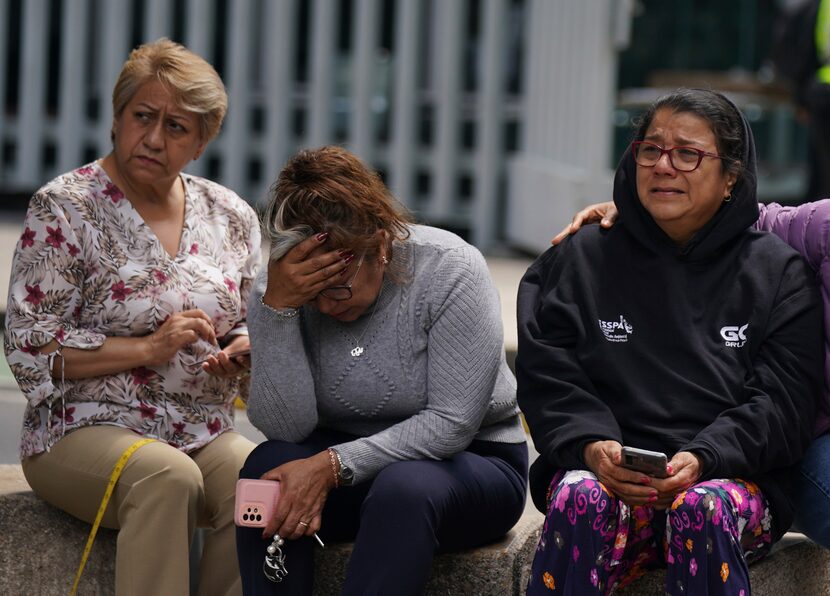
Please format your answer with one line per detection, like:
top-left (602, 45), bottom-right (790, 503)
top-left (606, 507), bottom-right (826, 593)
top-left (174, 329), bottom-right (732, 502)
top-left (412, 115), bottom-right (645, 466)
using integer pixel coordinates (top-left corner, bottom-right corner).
top-left (754, 200), bottom-right (830, 271)
top-left (755, 200), bottom-right (830, 436)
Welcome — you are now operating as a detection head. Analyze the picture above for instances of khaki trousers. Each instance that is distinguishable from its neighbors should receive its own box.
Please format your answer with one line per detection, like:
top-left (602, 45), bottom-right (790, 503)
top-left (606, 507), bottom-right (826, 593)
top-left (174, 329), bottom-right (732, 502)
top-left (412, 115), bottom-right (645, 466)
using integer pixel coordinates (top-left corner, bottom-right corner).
top-left (22, 425), bottom-right (256, 596)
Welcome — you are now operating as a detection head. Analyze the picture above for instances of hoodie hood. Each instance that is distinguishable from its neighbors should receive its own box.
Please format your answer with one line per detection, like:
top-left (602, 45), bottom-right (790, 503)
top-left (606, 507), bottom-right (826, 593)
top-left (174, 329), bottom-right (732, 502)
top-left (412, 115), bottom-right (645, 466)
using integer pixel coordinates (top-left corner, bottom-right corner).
top-left (612, 95), bottom-right (760, 261)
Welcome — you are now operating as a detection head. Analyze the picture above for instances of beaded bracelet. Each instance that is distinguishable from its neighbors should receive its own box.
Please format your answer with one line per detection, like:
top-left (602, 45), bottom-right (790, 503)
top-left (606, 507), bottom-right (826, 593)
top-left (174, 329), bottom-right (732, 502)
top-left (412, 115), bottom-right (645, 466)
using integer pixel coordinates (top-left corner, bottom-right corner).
top-left (258, 297), bottom-right (299, 318)
top-left (327, 448), bottom-right (341, 488)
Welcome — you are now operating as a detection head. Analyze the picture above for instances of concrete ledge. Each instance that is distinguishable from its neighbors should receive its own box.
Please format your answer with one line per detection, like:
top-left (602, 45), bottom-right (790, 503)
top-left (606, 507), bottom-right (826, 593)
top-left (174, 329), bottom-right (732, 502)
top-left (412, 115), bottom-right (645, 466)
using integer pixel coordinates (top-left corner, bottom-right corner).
top-left (615, 535), bottom-right (830, 596)
top-left (5, 461), bottom-right (827, 596)
top-left (0, 466), bottom-right (117, 595)
top-left (312, 512), bottom-right (543, 596)
top-left (0, 464), bottom-right (544, 596)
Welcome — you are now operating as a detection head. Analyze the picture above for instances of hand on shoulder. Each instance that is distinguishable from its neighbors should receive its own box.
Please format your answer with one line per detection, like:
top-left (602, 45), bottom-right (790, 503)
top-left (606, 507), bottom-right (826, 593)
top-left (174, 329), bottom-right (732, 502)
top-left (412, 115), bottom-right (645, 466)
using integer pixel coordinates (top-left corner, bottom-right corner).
top-left (551, 201), bottom-right (618, 245)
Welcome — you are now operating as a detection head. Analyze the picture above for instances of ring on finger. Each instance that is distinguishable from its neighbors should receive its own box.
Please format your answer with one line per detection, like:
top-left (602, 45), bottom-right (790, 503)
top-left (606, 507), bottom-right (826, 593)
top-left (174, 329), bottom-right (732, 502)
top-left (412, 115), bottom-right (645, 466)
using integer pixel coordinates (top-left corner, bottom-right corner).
top-left (298, 520), bottom-right (309, 528)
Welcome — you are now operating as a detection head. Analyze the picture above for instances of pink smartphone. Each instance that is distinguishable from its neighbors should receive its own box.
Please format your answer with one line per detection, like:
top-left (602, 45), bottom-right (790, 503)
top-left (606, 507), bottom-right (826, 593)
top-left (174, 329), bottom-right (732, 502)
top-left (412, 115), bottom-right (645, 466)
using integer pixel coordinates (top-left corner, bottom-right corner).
top-left (235, 479), bottom-right (280, 527)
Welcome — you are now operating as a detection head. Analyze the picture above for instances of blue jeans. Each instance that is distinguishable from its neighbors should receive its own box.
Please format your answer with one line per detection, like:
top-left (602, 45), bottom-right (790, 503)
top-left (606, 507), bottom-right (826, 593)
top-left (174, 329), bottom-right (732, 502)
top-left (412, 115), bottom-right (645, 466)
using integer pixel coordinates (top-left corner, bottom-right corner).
top-left (793, 432), bottom-right (830, 548)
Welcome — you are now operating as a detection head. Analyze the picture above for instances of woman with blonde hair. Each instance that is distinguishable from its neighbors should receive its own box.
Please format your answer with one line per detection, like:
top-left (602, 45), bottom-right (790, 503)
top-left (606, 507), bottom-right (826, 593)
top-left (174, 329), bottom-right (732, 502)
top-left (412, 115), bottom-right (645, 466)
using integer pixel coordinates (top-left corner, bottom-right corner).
top-left (5, 38), bottom-right (259, 595)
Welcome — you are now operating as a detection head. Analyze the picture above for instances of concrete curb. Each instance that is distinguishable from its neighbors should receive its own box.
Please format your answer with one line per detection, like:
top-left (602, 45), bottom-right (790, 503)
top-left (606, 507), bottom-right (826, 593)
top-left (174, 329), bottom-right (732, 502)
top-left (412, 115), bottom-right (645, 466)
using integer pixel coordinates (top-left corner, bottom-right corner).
top-left (3, 463), bottom-right (827, 596)
top-left (0, 464), bottom-right (544, 596)
top-left (616, 537), bottom-right (830, 595)
top-left (0, 480), bottom-right (117, 595)
top-left (312, 512), bottom-right (544, 595)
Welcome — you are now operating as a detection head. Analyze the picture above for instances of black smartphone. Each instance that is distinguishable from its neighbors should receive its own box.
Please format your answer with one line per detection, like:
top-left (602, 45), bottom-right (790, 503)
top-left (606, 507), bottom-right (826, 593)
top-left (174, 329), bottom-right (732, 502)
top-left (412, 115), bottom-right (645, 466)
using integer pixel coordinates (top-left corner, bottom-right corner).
top-left (620, 446), bottom-right (668, 478)
top-left (197, 348), bottom-right (251, 364)
top-left (224, 348), bottom-right (252, 359)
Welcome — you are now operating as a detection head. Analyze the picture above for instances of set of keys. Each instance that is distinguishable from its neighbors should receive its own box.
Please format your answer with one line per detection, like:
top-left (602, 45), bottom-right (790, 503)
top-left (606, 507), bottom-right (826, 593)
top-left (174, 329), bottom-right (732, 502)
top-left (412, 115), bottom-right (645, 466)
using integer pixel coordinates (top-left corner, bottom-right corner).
top-left (263, 534), bottom-right (288, 582)
top-left (263, 532), bottom-right (325, 583)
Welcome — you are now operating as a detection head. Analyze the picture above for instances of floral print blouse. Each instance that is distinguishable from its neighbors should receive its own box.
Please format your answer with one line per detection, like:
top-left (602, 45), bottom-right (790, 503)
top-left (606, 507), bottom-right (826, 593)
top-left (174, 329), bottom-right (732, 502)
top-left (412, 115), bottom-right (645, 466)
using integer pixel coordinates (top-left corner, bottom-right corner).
top-left (4, 161), bottom-right (261, 457)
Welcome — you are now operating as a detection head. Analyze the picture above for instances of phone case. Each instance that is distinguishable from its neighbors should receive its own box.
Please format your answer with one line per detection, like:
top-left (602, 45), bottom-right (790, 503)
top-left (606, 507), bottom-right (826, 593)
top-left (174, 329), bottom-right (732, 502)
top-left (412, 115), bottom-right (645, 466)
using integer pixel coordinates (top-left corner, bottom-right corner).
top-left (198, 348), bottom-right (251, 364)
top-left (621, 446), bottom-right (668, 478)
top-left (225, 348), bottom-right (252, 359)
top-left (235, 479), bottom-right (280, 527)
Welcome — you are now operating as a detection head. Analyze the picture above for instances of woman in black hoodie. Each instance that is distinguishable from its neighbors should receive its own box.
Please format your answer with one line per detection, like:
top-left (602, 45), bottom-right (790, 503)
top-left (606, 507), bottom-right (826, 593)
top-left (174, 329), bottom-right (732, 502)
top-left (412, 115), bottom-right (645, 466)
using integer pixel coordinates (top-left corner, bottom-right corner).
top-left (517, 88), bottom-right (824, 595)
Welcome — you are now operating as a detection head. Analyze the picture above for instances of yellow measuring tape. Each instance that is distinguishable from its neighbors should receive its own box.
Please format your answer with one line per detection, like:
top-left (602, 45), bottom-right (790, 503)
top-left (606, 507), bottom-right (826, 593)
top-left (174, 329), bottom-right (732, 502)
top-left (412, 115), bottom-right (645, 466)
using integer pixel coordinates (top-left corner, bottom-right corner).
top-left (69, 437), bottom-right (156, 596)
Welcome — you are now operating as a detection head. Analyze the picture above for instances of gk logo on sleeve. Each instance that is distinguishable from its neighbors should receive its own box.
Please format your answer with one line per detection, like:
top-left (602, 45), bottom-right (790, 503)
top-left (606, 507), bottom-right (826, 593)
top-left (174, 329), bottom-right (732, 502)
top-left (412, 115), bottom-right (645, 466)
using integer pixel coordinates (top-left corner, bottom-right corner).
top-left (720, 324), bottom-right (748, 348)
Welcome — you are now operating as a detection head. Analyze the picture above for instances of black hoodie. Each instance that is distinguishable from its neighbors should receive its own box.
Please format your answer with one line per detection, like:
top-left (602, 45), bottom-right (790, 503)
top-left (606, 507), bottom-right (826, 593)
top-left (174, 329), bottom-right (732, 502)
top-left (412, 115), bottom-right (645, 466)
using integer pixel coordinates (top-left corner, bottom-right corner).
top-left (516, 103), bottom-right (824, 539)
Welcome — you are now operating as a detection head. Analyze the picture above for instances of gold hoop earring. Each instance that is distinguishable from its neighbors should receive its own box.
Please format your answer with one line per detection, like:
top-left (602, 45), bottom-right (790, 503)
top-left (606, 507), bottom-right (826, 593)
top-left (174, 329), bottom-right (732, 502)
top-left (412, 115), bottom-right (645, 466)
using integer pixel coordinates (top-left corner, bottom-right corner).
top-left (723, 193), bottom-right (732, 203)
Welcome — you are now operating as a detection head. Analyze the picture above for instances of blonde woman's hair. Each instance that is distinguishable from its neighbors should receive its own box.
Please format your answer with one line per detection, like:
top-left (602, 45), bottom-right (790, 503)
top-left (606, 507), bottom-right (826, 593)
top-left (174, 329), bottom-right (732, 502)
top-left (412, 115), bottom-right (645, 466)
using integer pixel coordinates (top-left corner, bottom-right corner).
top-left (112, 38), bottom-right (227, 141)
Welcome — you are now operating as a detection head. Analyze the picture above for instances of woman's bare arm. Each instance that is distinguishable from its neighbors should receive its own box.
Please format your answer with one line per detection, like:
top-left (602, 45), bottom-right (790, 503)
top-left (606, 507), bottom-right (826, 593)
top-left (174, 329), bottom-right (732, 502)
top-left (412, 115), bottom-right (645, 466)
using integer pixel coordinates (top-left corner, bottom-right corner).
top-left (42, 309), bottom-right (217, 379)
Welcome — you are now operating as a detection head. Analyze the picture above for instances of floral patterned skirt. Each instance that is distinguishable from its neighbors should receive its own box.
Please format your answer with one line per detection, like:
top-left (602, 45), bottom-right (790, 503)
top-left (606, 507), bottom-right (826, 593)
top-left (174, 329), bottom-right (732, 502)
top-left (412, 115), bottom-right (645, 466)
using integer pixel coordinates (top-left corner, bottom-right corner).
top-left (526, 470), bottom-right (773, 595)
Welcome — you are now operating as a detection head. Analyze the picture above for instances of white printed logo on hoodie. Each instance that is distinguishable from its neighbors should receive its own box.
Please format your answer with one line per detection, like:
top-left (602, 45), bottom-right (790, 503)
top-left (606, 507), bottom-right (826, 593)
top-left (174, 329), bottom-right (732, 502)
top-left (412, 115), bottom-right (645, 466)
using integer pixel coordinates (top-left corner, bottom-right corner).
top-left (598, 315), bottom-right (634, 343)
top-left (720, 324), bottom-right (748, 348)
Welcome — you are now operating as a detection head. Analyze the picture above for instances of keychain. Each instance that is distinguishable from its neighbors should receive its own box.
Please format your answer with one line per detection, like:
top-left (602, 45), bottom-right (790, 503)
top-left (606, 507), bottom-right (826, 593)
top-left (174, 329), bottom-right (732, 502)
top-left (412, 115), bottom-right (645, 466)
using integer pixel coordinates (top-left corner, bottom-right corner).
top-left (264, 534), bottom-right (288, 582)
top-left (262, 530), bottom-right (325, 582)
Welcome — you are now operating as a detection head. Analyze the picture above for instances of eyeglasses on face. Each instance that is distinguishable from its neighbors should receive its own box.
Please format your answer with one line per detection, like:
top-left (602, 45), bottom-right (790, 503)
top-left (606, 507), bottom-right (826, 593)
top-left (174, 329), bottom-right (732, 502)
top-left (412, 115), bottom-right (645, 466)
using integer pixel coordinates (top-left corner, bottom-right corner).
top-left (318, 252), bottom-right (365, 301)
top-left (630, 140), bottom-right (731, 172)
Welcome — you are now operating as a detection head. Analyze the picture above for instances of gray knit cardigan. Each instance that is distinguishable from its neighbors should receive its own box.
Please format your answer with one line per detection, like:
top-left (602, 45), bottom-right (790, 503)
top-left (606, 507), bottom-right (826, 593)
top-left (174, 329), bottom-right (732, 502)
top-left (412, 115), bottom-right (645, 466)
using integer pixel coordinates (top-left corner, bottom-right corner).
top-left (246, 225), bottom-right (526, 484)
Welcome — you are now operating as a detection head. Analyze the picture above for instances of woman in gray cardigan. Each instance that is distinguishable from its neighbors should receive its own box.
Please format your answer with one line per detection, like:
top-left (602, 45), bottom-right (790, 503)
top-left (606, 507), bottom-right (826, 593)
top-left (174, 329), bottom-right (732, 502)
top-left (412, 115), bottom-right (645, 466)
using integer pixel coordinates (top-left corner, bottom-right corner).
top-left (235, 146), bottom-right (528, 595)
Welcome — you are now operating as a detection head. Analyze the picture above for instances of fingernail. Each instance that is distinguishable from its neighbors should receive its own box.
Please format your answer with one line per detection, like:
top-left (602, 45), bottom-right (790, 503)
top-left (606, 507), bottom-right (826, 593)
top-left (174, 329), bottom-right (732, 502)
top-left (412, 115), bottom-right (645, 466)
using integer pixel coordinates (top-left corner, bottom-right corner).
top-left (343, 254), bottom-right (355, 264)
top-left (316, 232), bottom-right (329, 242)
top-left (640, 476), bottom-right (651, 485)
top-left (648, 494), bottom-right (657, 502)
top-left (337, 249), bottom-right (354, 258)
top-left (666, 464), bottom-right (674, 475)
top-left (601, 219), bottom-right (609, 225)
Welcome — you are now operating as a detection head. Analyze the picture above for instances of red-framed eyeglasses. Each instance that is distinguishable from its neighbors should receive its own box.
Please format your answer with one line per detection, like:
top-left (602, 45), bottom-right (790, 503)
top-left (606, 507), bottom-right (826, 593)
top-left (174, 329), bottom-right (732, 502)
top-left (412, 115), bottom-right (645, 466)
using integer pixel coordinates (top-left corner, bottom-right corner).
top-left (631, 140), bottom-right (732, 172)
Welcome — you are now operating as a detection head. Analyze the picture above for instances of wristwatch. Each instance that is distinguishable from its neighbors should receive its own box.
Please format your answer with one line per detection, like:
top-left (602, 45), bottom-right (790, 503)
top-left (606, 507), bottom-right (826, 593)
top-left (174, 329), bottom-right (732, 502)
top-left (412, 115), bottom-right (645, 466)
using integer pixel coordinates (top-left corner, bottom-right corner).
top-left (333, 449), bottom-right (355, 486)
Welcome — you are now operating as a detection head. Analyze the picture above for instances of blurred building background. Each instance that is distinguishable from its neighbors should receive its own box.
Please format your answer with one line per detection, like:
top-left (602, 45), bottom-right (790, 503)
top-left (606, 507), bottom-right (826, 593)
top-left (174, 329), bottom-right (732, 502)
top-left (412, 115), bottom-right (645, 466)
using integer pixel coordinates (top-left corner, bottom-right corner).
top-left (0, 0), bottom-right (807, 254)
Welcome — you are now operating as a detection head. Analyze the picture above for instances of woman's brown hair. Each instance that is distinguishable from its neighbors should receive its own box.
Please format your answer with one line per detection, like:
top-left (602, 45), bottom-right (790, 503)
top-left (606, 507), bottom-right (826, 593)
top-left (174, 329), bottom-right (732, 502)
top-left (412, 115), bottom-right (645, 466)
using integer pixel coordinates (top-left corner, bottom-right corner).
top-left (263, 146), bottom-right (412, 263)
